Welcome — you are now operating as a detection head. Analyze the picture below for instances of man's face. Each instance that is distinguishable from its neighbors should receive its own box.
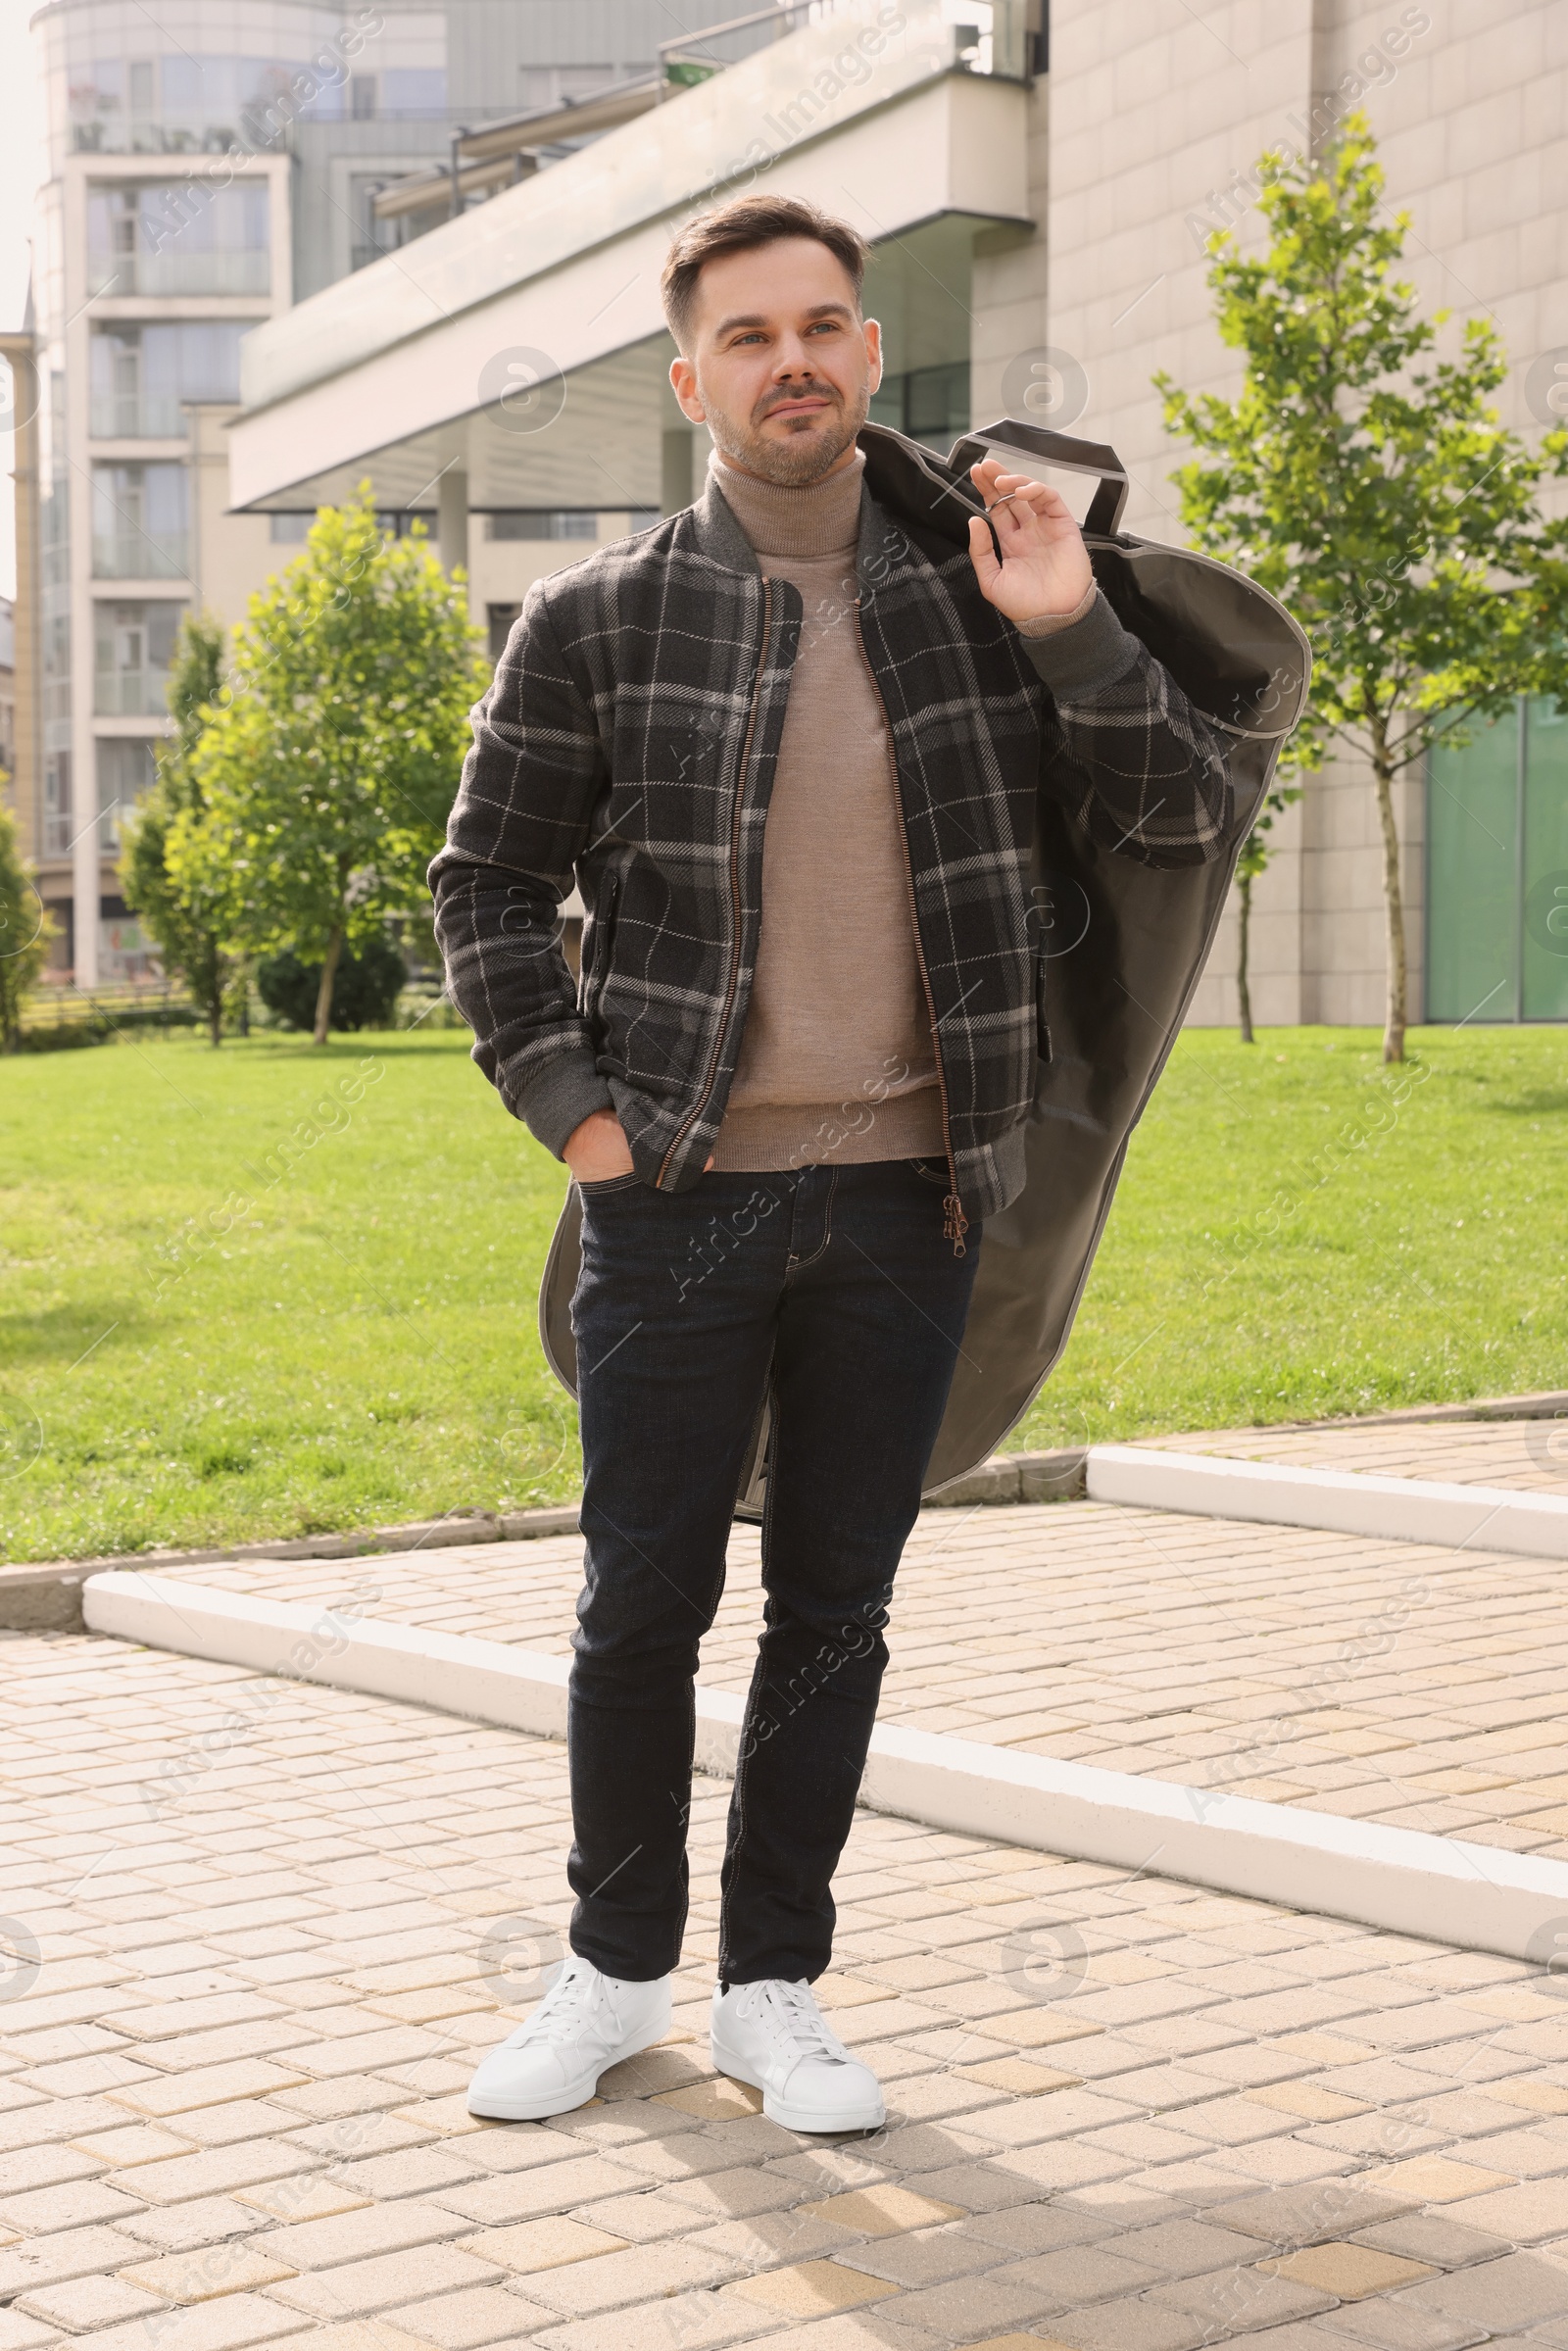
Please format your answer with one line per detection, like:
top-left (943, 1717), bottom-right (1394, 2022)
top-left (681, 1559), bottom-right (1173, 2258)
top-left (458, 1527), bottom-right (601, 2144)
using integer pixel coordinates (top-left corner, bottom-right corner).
top-left (669, 236), bottom-right (882, 487)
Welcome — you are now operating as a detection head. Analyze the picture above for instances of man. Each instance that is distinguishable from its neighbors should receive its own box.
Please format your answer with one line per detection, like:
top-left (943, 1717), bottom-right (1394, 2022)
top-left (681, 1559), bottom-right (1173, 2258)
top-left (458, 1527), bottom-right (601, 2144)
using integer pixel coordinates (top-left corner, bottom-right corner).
top-left (432, 194), bottom-right (1231, 2134)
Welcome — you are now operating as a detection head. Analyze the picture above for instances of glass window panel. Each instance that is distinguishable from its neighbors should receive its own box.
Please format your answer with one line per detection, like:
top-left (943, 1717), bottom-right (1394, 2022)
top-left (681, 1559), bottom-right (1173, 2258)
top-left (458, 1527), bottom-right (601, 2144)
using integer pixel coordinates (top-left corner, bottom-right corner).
top-left (382, 69), bottom-right (447, 112)
top-left (91, 463), bottom-right (189, 578)
top-left (92, 600), bottom-right (185, 712)
top-left (90, 322), bottom-right (250, 435)
top-left (97, 737), bottom-right (160, 851)
top-left (1426, 706), bottom-right (1519, 1023)
top-left (73, 53), bottom-right (336, 150)
top-left (487, 603), bottom-right (521, 660)
top-left (85, 183), bottom-right (269, 295)
top-left (1524, 696), bottom-right (1568, 1021)
top-left (43, 751), bottom-right (74, 857)
top-left (160, 56), bottom-right (203, 111)
top-left (487, 512), bottom-right (598, 541)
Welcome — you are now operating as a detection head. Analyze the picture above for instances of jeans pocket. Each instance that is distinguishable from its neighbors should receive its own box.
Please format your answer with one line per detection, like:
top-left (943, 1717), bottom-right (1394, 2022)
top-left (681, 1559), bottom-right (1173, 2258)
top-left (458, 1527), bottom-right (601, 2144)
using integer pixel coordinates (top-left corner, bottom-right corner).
top-left (577, 1171), bottom-right (642, 1198)
top-left (906, 1157), bottom-right (950, 1187)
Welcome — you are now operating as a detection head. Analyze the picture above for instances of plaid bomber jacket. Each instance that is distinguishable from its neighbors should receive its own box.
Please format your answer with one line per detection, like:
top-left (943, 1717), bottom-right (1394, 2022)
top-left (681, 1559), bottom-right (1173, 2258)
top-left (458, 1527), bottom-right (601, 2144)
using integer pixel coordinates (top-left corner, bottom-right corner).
top-left (429, 432), bottom-right (1234, 1225)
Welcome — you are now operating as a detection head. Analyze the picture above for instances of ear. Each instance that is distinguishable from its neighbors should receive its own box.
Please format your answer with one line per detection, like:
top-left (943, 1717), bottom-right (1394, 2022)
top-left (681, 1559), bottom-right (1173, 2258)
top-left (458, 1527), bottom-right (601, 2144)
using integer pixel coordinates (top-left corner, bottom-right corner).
top-left (668, 352), bottom-right (706, 425)
top-left (863, 318), bottom-right (883, 397)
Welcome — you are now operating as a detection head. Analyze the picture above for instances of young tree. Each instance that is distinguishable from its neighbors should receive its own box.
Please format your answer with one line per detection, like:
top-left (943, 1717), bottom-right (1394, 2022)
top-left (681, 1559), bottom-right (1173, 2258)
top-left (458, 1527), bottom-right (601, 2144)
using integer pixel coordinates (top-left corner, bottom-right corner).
top-left (120, 612), bottom-right (235, 1046)
top-left (1156, 117), bottom-right (1568, 1061)
top-left (0, 797), bottom-right (58, 1051)
top-left (171, 489), bottom-right (485, 1044)
top-left (1233, 784), bottom-right (1300, 1045)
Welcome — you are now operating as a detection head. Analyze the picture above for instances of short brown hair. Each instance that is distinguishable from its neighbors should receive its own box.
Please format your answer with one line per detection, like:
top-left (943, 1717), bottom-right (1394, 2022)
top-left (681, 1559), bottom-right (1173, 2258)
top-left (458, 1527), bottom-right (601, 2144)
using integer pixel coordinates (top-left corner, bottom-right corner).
top-left (661, 195), bottom-right (868, 350)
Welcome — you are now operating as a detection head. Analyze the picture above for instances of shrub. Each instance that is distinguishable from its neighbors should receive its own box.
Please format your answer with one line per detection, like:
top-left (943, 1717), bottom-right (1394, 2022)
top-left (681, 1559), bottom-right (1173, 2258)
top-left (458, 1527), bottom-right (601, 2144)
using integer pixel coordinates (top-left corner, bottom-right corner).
top-left (256, 934), bottom-right (407, 1032)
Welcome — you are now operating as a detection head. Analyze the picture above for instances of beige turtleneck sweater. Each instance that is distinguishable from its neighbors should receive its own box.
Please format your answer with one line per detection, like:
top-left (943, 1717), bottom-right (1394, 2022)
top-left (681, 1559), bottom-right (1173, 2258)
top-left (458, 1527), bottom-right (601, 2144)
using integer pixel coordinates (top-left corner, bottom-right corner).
top-left (709, 450), bottom-right (946, 1173)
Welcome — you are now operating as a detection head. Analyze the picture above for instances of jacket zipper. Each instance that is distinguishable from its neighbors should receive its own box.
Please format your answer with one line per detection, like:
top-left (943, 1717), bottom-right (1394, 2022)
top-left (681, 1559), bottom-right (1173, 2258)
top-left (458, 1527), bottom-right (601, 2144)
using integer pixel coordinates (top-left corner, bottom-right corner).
top-left (853, 601), bottom-right (968, 1257)
top-left (586, 872), bottom-right (617, 1024)
top-left (657, 578), bottom-right (773, 1188)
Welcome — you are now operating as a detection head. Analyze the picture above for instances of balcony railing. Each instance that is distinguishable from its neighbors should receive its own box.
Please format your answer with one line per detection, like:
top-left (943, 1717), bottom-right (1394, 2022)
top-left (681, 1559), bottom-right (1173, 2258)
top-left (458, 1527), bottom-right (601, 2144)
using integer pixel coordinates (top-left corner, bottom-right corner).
top-left (84, 252), bottom-right (270, 298)
top-left (92, 532), bottom-right (190, 581)
top-left (658, 0), bottom-right (1029, 84)
top-left (90, 393), bottom-right (189, 440)
top-left (71, 104), bottom-right (483, 156)
top-left (94, 667), bottom-right (172, 715)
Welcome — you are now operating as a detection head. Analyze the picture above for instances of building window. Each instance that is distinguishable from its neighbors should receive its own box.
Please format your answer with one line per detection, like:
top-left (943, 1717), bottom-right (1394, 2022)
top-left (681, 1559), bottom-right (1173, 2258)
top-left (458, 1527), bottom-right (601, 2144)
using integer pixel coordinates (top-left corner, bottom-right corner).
top-left (382, 70), bottom-right (448, 113)
top-left (869, 363), bottom-right (970, 450)
top-left (487, 604), bottom-right (521, 661)
top-left (86, 181), bottom-right (270, 297)
top-left (97, 738), bottom-right (160, 853)
top-left (43, 751), bottom-right (73, 858)
top-left (486, 512), bottom-right (599, 541)
top-left (92, 463), bottom-right (190, 580)
top-left (72, 53), bottom-right (356, 153)
top-left (89, 320), bottom-right (257, 439)
top-left (1427, 696), bottom-right (1568, 1023)
top-left (42, 604), bottom-right (72, 726)
top-left (99, 895), bottom-right (161, 982)
top-left (270, 513), bottom-right (315, 543)
top-left (94, 601), bottom-right (185, 715)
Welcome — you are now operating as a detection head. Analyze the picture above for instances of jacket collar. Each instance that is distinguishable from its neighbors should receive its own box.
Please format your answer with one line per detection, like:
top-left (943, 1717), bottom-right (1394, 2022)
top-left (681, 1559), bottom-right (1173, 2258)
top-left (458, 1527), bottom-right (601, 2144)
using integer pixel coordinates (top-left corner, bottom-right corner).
top-left (693, 465), bottom-right (761, 574)
top-left (690, 421), bottom-right (979, 577)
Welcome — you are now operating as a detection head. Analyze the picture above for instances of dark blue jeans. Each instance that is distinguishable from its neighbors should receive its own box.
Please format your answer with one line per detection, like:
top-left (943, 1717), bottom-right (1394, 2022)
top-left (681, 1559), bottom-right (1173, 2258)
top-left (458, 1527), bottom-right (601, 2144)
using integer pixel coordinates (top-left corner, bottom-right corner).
top-left (565, 1158), bottom-right (981, 1986)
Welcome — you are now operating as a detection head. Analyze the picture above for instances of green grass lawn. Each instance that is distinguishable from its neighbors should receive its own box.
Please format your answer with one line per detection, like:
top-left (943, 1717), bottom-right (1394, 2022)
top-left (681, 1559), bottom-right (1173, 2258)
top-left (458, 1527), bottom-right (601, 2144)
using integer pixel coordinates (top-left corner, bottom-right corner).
top-left (1011, 1024), bottom-right (1567, 1453)
top-left (2, 1023), bottom-right (1565, 1562)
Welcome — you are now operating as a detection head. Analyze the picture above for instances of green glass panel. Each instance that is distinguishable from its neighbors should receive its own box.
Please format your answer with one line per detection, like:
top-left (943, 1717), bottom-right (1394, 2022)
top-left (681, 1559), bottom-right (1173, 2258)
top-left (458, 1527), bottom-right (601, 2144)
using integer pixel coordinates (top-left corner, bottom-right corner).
top-left (1524, 697), bottom-right (1568, 1020)
top-left (1427, 704), bottom-right (1519, 1022)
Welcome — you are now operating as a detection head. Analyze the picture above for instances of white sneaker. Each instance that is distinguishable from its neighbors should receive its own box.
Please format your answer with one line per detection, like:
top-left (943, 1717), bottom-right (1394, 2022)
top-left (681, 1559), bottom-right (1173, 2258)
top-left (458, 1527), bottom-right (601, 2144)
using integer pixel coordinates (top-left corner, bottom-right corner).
top-left (710, 1978), bottom-right (885, 2132)
top-left (467, 1956), bottom-right (671, 2122)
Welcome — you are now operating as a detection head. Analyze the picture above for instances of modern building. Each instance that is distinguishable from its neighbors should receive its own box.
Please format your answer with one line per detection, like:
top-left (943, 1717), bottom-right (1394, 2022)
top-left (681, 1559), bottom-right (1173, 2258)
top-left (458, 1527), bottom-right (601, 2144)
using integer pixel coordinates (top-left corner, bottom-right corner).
top-left (14, 0), bottom-right (741, 987)
top-left (1038, 0), bottom-right (1567, 1031)
top-left (220, 0), bottom-right (1567, 1032)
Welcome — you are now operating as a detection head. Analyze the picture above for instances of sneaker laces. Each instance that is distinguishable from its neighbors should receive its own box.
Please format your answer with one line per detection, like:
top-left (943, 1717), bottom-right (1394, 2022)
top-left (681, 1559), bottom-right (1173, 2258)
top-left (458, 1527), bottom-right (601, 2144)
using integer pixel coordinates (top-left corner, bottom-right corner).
top-left (509, 1958), bottom-right (612, 2048)
top-left (736, 1979), bottom-right (851, 2067)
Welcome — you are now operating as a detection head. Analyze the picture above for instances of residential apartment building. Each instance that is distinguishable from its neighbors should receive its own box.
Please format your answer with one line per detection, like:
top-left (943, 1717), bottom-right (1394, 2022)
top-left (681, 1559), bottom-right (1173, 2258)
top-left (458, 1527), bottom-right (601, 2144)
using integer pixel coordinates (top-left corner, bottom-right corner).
top-left (17, 0), bottom-right (736, 987)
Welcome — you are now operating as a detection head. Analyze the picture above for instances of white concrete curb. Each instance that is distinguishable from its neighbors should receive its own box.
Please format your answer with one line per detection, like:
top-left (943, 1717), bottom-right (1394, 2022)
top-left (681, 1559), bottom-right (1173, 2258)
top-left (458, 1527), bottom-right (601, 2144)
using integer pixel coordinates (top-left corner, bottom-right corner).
top-left (1087, 1444), bottom-right (1568, 1560)
top-left (85, 1571), bottom-right (1568, 1966)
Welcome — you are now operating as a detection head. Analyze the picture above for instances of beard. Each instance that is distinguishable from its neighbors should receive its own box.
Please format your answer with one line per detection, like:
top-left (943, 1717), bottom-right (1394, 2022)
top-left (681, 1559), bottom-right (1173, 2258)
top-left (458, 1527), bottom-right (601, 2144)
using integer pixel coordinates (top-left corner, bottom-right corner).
top-left (706, 377), bottom-right (870, 487)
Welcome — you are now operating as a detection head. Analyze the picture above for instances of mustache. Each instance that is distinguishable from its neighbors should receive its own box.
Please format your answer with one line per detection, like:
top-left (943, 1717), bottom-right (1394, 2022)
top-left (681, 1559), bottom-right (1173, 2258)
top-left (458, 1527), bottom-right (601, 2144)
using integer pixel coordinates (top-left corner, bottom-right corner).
top-left (755, 381), bottom-right (842, 420)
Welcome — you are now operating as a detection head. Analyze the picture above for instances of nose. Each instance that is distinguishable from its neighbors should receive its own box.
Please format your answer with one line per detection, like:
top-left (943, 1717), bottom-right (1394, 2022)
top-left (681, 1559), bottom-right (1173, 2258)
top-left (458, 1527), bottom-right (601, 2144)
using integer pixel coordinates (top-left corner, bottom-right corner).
top-left (773, 338), bottom-right (818, 378)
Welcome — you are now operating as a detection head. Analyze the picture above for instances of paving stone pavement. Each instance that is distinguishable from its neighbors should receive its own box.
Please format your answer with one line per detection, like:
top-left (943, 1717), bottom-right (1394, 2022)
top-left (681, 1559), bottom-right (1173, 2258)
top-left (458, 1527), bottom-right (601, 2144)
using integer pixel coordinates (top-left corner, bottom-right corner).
top-left (154, 1417), bottom-right (1568, 1857)
top-left (12, 1627), bottom-right (1568, 2351)
top-left (1160, 1416), bottom-right (1568, 1494)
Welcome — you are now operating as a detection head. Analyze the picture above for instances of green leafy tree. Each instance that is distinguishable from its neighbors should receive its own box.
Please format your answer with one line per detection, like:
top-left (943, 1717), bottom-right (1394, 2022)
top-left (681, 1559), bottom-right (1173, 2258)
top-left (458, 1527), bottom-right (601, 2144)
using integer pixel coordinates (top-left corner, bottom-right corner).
top-left (120, 612), bottom-right (235, 1046)
top-left (1233, 783), bottom-right (1301, 1045)
top-left (1156, 117), bottom-right (1568, 1061)
top-left (0, 796), bottom-right (58, 1050)
top-left (171, 488), bottom-right (485, 1044)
